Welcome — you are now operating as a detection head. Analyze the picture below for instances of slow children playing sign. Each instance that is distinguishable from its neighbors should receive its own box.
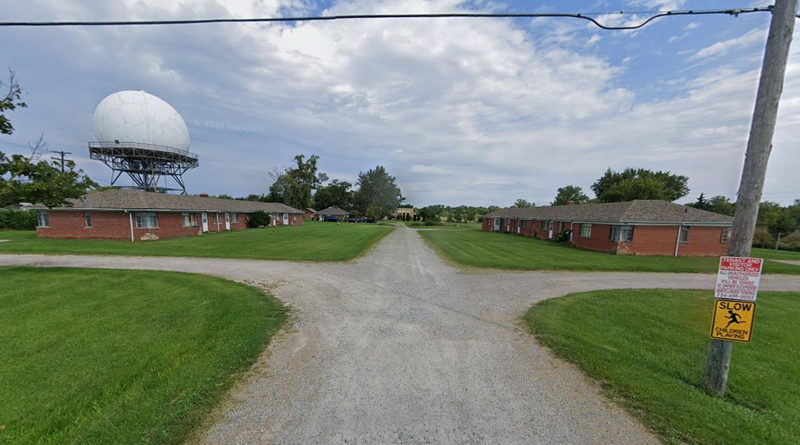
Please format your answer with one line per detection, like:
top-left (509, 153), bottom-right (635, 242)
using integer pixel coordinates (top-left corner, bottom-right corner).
top-left (710, 256), bottom-right (763, 343)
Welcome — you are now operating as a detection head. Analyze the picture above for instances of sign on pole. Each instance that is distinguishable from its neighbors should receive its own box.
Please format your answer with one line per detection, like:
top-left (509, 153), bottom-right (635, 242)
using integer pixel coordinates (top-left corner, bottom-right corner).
top-left (714, 256), bottom-right (764, 302)
top-left (710, 300), bottom-right (756, 343)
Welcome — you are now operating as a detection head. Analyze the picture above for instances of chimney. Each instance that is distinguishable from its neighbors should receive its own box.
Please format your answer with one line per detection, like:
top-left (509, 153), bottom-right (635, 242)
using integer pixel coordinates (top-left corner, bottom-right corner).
top-left (567, 200), bottom-right (575, 206)
top-left (199, 193), bottom-right (209, 198)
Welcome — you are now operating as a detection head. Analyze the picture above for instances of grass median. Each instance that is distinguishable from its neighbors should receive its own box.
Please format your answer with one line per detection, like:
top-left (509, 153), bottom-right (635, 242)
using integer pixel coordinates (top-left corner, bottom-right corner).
top-left (0, 222), bottom-right (392, 261)
top-left (418, 229), bottom-right (800, 274)
top-left (0, 267), bottom-right (288, 444)
top-left (525, 289), bottom-right (800, 444)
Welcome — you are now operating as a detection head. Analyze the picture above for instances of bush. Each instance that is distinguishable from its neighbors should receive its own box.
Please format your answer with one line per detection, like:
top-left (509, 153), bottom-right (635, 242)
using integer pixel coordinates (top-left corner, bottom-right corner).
top-left (0, 210), bottom-right (38, 230)
top-left (247, 211), bottom-right (271, 228)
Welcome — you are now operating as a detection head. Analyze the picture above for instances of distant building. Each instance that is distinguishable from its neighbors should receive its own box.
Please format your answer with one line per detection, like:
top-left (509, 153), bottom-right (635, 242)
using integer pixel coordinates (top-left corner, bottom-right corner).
top-left (483, 200), bottom-right (733, 257)
top-left (304, 208), bottom-right (317, 220)
top-left (317, 206), bottom-right (350, 222)
top-left (394, 207), bottom-right (415, 219)
top-left (33, 189), bottom-right (303, 241)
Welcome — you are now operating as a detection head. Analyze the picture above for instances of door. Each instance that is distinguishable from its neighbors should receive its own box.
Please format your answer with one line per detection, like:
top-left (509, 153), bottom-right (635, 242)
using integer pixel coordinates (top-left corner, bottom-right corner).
top-left (283, 213), bottom-right (289, 225)
top-left (224, 213), bottom-right (231, 230)
top-left (493, 218), bottom-right (500, 232)
top-left (517, 221), bottom-right (521, 234)
top-left (548, 221), bottom-right (553, 239)
top-left (201, 212), bottom-right (209, 232)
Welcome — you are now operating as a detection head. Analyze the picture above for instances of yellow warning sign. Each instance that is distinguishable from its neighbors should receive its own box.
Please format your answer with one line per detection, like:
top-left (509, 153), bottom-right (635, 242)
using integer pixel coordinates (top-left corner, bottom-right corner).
top-left (710, 299), bottom-right (756, 343)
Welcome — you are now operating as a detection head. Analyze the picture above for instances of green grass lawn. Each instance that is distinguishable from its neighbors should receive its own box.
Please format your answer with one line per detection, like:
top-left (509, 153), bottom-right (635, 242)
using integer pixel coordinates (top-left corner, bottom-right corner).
top-left (418, 229), bottom-right (800, 274)
top-left (525, 289), bottom-right (800, 444)
top-left (0, 222), bottom-right (392, 261)
top-left (0, 267), bottom-right (287, 444)
top-left (752, 247), bottom-right (800, 261)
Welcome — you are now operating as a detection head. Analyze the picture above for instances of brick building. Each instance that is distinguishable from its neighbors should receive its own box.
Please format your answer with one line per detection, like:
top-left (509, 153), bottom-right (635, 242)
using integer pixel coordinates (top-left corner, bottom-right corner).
top-left (34, 189), bottom-right (304, 241)
top-left (483, 200), bottom-right (733, 256)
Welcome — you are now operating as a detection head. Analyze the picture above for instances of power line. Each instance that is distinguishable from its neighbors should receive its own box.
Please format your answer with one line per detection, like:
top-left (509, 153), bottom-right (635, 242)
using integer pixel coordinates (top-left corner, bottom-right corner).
top-left (0, 7), bottom-right (773, 31)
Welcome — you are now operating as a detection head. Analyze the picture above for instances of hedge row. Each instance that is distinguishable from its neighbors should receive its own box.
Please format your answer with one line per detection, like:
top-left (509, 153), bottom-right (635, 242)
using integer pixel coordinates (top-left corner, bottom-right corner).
top-left (0, 210), bottom-right (38, 230)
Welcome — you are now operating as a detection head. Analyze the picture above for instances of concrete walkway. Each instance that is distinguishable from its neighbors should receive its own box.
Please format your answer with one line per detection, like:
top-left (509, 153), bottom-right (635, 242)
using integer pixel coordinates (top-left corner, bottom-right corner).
top-left (1, 226), bottom-right (798, 444)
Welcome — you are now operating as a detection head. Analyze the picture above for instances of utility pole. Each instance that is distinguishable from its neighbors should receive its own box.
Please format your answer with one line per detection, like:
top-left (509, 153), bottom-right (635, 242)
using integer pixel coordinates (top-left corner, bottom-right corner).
top-left (49, 149), bottom-right (72, 173)
top-left (703, 0), bottom-right (797, 396)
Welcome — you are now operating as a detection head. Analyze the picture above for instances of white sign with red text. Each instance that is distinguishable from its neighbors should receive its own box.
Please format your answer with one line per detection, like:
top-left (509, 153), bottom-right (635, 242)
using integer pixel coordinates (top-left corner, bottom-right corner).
top-left (714, 256), bottom-right (764, 302)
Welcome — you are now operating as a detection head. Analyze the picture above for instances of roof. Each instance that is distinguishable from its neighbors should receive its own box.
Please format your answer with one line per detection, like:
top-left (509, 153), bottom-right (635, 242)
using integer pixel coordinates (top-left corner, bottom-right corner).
top-left (318, 206), bottom-right (350, 216)
top-left (35, 189), bottom-right (303, 214)
top-left (484, 200), bottom-right (733, 226)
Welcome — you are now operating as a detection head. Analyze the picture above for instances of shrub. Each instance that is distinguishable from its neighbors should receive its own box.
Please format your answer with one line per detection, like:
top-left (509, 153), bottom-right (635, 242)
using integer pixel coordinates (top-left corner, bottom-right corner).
top-left (0, 210), bottom-right (38, 230)
top-left (247, 211), bottom-right (271, 228)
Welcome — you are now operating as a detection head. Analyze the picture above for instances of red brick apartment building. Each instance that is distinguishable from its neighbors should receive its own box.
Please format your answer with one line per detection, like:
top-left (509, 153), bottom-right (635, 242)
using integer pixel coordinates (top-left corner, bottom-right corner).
top-left (483, 200), bottom-right (733, 256)
top-left (34, 189), bottom-right (304, 241)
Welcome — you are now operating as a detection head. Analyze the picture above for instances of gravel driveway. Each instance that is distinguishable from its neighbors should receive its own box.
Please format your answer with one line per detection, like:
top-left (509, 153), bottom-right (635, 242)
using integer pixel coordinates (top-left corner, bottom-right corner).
top-left (2, 225), bottom-right (798, 444)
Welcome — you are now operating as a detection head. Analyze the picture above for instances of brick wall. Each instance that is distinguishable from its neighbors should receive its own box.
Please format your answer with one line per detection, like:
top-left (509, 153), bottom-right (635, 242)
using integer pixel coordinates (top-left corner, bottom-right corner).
top-left (38, 210), bottom-right (253, 241)
top-left (573, 223), bottom-right (616, 253)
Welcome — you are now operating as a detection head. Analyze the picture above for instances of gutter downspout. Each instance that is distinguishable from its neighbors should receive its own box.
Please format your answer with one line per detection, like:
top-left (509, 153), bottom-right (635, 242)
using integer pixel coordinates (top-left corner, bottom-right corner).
top-left (674, 225), bottom-right (681, 257)
top-left (125, 210), bottom-right (134, 242)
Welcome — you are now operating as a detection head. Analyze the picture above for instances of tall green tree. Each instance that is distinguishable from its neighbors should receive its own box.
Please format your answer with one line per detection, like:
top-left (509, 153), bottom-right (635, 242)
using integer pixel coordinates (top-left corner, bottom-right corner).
top-left (767, 211), bottom-right (797, 238)
top-left (512, 198), bottom-right (534, 208)
top-left (353, 166), bottom-right (403, 219)
top-left (708, 195), bottom-right (735, 216)
top-left (1, 70), bottom-right (26, 136)
top-left (0, 152), bottom-right (98, 207)
top-left (313, 179), bottom-right (353, 210)
top-left (551, 185), bottom-right (590, 206)
top-left (591, 167), bottom-right (689, 202)
top-left (266, 154), bottom-right (328, 209)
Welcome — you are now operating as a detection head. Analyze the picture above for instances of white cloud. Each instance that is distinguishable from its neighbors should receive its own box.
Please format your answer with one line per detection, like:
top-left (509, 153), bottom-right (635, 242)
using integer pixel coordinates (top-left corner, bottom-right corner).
top-left (690, 28), bottom-right (766, 60)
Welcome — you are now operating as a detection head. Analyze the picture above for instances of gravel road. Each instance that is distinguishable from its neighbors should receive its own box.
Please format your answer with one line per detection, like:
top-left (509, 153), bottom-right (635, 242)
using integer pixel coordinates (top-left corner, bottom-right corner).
top-left (2, 225), bottom-right (798, 444)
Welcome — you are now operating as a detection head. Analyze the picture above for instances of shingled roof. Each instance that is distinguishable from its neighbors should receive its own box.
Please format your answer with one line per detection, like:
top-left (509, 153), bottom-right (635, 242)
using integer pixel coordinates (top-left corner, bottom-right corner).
top-left (38, 189), bottom-right (303, 214)
top-left (485, 200), bottom-right (733, 225)
top-left (317, 205), bottom-right (351, 216)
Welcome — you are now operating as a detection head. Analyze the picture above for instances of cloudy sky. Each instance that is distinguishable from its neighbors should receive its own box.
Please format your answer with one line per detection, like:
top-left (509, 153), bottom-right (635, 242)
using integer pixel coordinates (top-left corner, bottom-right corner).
top-left (1, 0), bottom-right (797, 207)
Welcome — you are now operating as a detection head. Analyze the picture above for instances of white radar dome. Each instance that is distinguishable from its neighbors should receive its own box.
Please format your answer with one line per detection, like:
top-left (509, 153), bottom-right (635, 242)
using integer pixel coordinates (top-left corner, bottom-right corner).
top-left (92, 90), bottom-right (190, 152)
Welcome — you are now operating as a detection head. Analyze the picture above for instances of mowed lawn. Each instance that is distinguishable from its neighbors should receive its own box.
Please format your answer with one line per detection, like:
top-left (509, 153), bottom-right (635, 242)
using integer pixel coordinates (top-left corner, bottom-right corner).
top-left (418, 229), bottom-right (800, 274)
top-left (525, 289), bottom-right (800, 444)
top-left (0, 267), bottom-right (287, 444)
top-left (0, 222), bottom-right (393, 261)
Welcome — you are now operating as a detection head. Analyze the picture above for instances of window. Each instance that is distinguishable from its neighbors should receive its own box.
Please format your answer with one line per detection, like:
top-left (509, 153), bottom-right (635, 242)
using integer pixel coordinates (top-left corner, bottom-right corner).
top-left (679, 225), bottom-right (690, 243)
top-left (231, 213), bottom-right (238, 223)
top-left (37, 211), bottom-right (49, 227)
top-left (84, 212), bottom-right (92, 228)
top-left (580, 223), bottom-right (592, 238)
top-left (182, 212), bottom-right (196, 227)
top-left (610, 225), bottom-right (634, 242)
top-left (721, 228), bottom-right (731, 243)
top-left (520, 221), bottom-right (526, 229)
top-left (135, 212), bottom-right (158, 229)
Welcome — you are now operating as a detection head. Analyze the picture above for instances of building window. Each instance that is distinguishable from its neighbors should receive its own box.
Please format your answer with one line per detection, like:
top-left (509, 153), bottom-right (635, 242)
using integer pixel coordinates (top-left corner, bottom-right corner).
top-left (580, 223), bottom-right (592, 238)
top-left (610, 225), bottom-right (634, 242)
top-left (520, 221), bottom-right (526, 229)
top-left (37, 211), bottom-right (49, 227)
top-left (182, 212), bottom-right (196, 227)
top-left (231, 213), bottom-right (238, 223)
top-left (721, 228), bottom-right (731, 243)
top-left (135, 212), bottom-right (158, 229)
top-left (679, 225), bottom-right (690, 243)
top-left (84, 212), bottom-right (92, 228)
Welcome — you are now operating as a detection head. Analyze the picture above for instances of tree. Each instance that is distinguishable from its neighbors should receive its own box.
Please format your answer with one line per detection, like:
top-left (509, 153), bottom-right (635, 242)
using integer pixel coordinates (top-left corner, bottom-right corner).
top-left (551, 185), bottom-right (590, 206)
top-left (314, 179), bottom-right (353, 210)
top-left (1, 70), bottom-right (26, 135)
top-left (266, 154), bottom-right (328, 209)
top-left (757, 201), bottom-right (783, 227)
top-left (512, 198), bottom-right (534, 208)
top-left (0, 152), bottom-right (98, 207)
top-left (591, 168), bottom-right (689, 202)
top-left (767, 211), bottom-right (797, 238)
top-left (686, 193), bottom-right (712, 211)
top-left (353, 166), bottom-right (403, 219)
top-left (708, 195), bottom-right (735, 216)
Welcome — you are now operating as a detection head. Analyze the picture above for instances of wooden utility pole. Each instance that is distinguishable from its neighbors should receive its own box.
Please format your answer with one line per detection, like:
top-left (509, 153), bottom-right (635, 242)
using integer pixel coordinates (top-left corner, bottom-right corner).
top-left (49, 149), bottom-right (72, 173)
top-left (703, 0), bottom-right (797, 396)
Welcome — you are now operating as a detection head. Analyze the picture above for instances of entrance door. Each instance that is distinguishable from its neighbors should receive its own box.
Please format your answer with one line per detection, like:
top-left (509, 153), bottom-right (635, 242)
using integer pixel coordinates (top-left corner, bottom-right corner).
top-left (283, 213), bottom-right (289, 225)
top-left (201, 212), bottom-right (209, 232)
top-left (517, 221), bottom-right (521, 234)
top-left (548, 221), bottom-right (553, 239)
top-left (493, 218), bottom-right (500, 232)
top-left (224, 212), bottom-right (231, 230)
